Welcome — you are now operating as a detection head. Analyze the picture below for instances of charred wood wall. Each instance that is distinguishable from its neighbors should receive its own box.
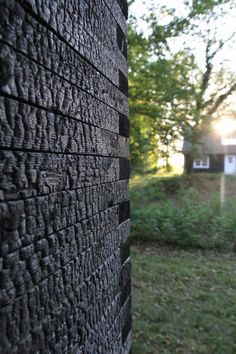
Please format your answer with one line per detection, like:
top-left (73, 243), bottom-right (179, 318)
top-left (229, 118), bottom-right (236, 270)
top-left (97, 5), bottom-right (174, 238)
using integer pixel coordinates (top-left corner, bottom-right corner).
top-left (0, 0), bottom-right (130, 353)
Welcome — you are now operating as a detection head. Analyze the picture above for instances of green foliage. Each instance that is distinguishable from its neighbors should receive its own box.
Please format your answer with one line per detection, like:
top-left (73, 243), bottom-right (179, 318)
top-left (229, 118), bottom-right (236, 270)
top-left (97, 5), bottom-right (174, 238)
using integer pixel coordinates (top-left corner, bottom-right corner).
top-left (131, 174), bottom-right (236, 250)
top-left (130, 177), bottom-right (165, 206)
top-left (128, 0), bottom-right (236, 169)
top-left (130, 174), bottom-right (186, 204)
top-left (128, 18), bottom-right (198, 168)
top-left (132, 246), bottom-right (236, 353)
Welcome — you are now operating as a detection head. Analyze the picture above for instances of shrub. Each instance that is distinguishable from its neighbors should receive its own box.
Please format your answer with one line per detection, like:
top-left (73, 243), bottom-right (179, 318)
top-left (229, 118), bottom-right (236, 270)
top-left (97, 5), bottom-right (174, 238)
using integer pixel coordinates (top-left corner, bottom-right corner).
top-left (130, 175), bottom-right (187, 208)
top-left (131, 182), bottom-right (236, 251)
top-left (130, 178), bottom-right (166, 207)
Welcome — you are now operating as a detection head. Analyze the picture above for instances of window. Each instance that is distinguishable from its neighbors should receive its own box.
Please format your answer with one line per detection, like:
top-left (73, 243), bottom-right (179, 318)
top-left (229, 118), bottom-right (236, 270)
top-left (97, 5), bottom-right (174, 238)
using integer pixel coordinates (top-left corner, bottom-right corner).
top-left (228, 156), bottom-right (233, 163)
top-left (193, 156), bottom-right (210, 169)
top-left (202, 158), bottom-right (209, 166)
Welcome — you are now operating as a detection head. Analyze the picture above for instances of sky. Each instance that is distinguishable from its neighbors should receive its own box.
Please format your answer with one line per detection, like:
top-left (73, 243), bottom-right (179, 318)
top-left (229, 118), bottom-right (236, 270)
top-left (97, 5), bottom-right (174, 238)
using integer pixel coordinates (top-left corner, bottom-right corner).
top-left (129, 0), bottom-right (236, 74)
top-left (129, 0), bottom-right (236, 168)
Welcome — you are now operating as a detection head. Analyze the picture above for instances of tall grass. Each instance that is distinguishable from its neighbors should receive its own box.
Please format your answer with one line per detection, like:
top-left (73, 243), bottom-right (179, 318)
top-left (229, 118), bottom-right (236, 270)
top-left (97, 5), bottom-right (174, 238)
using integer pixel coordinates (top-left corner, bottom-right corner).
top-left (131, 175), bottom-right (236, 250)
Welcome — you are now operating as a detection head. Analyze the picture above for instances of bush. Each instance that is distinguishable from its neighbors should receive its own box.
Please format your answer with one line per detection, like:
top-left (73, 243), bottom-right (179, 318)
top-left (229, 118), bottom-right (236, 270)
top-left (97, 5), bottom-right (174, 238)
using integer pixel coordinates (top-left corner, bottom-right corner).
top-left (131, 182), bottom-right (236, 250)
top-left (130, 175), bottom-right (187, 207)
top-left (130, 178), bottom-right (166, 206)
top-left (161, 175), bottom-right (188, 194)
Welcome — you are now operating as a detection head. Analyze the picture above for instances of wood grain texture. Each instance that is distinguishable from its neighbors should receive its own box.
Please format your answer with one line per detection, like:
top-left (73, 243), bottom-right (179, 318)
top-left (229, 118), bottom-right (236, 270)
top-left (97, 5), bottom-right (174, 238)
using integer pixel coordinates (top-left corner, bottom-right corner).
top-left (11, 0), bottom-right (128, 85)
top-left (0, 0), bottom-right (130, 352)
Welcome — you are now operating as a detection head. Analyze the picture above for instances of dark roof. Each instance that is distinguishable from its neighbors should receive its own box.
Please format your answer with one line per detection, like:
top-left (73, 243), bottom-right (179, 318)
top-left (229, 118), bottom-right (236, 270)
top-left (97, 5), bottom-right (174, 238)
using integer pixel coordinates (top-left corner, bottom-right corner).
top-left (183, 133), bottom-right (236, 155)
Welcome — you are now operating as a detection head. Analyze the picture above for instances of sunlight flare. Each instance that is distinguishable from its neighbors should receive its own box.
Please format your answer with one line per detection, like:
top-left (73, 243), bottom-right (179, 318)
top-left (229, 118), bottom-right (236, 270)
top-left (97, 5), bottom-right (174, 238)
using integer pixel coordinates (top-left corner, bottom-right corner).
top-left (214, 118), bottom-right (236, 136)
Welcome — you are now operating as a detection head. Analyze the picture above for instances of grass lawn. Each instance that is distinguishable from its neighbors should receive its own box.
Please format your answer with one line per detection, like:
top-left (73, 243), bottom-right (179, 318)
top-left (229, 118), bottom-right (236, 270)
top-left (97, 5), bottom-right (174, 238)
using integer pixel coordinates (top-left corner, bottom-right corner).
top-left (132, 245), bottom-right (236, 354)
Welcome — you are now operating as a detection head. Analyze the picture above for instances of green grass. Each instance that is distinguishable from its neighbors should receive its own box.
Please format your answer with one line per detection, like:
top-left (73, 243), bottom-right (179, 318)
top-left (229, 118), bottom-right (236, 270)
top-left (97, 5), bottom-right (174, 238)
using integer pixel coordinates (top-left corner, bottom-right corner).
top-left (132, 245), bottom-right (236, 354)
top-left (130, 173), bottom-right (236, 250)
top-left (131, 173), bottom-right (236, 352)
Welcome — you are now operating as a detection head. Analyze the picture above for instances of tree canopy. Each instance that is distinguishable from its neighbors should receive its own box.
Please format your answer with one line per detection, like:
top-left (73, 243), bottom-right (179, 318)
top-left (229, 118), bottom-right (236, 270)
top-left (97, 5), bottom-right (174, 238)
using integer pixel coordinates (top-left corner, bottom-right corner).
top-left (128, 0), bottom-right (236, 170)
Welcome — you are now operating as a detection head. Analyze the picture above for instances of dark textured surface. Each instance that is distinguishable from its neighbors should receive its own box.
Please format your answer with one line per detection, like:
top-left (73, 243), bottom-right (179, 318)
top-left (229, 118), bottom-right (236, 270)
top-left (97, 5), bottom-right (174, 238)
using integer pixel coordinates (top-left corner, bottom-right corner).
top-left (184, 154), bottom-right (224, 173)
top-left (0, 0), bottom-right (130, 353)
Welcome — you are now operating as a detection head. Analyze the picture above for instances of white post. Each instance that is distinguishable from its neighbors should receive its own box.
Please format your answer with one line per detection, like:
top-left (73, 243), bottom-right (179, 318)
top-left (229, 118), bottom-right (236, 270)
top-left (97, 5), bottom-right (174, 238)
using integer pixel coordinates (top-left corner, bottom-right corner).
top-left (220, 172), bottom-right (225, 210)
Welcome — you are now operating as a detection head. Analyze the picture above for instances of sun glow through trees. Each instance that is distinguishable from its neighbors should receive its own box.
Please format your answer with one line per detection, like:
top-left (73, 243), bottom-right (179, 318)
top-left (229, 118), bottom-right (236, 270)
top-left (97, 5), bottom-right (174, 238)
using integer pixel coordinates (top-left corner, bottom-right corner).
top-left (214, 118), bottom-right (236, 136)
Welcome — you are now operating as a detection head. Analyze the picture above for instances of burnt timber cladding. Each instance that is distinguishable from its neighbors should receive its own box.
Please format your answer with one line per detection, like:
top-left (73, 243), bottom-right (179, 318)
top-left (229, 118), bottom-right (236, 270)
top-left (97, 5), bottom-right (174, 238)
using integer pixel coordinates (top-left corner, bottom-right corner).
top-left (0, 0), bottom-right (131, 353)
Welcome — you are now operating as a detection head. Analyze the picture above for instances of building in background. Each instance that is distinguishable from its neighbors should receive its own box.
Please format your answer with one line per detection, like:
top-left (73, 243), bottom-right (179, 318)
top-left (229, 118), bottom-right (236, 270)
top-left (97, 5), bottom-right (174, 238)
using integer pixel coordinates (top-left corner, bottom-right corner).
top-left (183, 132), bottom-right (236, 174)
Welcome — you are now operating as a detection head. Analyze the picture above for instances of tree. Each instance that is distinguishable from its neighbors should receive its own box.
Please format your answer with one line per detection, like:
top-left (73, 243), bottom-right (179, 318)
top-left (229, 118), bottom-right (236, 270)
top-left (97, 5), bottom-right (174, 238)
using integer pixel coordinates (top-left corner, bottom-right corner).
top-left (183, 12), bottom-right (236, 145)
top-left (128, 20), bottom-right (197, 169)
top-left (128, 0), bottom-right (236, 171)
